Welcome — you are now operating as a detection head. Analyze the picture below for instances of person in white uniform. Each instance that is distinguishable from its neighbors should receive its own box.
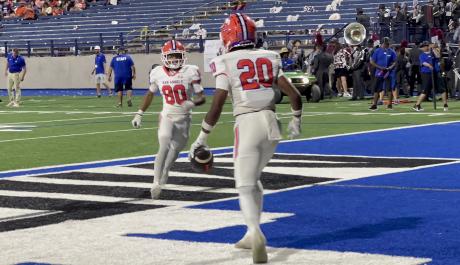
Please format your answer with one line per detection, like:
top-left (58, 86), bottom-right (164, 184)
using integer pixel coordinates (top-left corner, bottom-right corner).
top-left (131, 40), bottom-right (205, 199)
top-left (189, 13), bottom-right (303, 264)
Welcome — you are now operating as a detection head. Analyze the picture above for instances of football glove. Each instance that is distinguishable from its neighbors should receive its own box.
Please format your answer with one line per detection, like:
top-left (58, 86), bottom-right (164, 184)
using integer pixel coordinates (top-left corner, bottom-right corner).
top-left (181, 100), bottom-right (195, 112)
top-left (287, 116), bottom-right (301, 139)
top-left (131, 110), bottom-right (143, 129)
top-left (189, 131), bottom-right (209, 161)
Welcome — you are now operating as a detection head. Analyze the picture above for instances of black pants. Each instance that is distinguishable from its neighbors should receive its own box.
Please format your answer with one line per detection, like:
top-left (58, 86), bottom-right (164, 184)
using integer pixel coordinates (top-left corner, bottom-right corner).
top-left (409, 65), bottom-right (421, 96)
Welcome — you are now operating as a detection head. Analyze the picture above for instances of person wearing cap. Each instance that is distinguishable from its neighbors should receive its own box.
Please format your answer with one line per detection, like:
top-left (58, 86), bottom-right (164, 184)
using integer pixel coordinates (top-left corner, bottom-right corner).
top-left (369, 37), bottom-right (397, 110)
top-left (108, 47), bottom-right (136, 107)
top-left (280, 47), bottom-right (295, 71)
top-left (4, 48), bottom-right (26, 107)
top-left (413, 41), bottom-right (448, 111)
top-left (91, 46), bottom-right (112, 98)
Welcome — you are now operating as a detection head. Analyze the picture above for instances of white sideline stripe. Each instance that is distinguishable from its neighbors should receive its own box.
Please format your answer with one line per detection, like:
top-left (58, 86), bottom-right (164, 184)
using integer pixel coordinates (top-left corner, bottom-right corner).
top-left (0, 207), bottom-right (54, 220)
top-left (0, 210), bottom-right (63, 223)
top-left (0, 110), bottom-right (234, 115)
top-left (77, 166), bottom-right (233, 180)
top-left (0, 128), bottom-right (32, 132)
top-left (2, 120), bottom-right (459, 177)
top-left (214, 157), bottom-right (366, 164)
top-left (0, 119), bottom-right (237, 143)
top-left (2, 114), bottom-right (132, 125)
top-left (0, 191), bottom-right (191, 206)
top-left (8, 176), bottom-right (238, 194)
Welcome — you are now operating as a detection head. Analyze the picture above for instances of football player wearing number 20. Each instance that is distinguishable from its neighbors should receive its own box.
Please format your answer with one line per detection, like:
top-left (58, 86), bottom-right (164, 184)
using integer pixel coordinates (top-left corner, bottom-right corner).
top-left (189, 13), bottom-right (302, 264)
top-left (131, 40), bottom-right (205, 200)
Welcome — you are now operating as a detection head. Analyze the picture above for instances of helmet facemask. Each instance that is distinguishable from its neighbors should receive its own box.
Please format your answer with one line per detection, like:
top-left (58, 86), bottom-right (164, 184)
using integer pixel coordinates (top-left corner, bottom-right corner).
top-left (161, 51), bottom-right (186, 70)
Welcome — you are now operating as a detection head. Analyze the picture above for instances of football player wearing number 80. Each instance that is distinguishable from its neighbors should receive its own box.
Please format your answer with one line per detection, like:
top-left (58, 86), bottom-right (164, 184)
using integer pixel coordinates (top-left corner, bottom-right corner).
top-left (189, 13), bottom-right (302, 264)
top-left (131, 40), bottom-right (205, 200)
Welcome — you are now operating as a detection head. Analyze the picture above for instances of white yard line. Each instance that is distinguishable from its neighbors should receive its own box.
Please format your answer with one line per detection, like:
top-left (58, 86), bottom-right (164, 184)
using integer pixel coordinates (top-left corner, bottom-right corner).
top-left (8, 176), bottom-right (238, 194)
top-left (2, 114), bottom-right (132, 125)
top-left (0, 190), bottom-right (191, 207)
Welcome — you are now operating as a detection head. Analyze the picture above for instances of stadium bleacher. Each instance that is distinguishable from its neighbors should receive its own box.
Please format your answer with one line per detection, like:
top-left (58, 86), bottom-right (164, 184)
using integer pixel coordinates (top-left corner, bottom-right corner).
top-left (0, 0), bottom-right (421, 55)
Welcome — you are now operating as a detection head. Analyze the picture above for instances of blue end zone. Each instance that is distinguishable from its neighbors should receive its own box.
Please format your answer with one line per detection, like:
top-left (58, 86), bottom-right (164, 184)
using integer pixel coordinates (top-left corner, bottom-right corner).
top-left (131, 163), bottom-right (460, 265)
top-left (277, 122), bottom-right (460, 159)
top-left (127, 123), bottom-right (460, 265)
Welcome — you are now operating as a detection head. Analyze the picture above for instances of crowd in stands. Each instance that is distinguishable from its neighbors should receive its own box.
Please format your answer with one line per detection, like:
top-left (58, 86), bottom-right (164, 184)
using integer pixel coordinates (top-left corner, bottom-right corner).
top-left (0, 0), bottom-right (117, 21)
top-left (267, 2), bottom-right (460, 106)
top-left (375, 0), bottom-right (460, 44)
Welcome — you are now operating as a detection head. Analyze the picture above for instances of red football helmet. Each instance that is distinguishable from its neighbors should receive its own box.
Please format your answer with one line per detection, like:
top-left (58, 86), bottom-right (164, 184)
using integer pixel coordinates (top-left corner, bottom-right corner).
top-left (220, 13), bottom-right (256, 52)
top-left (161, 40), bottom-right (186, 69)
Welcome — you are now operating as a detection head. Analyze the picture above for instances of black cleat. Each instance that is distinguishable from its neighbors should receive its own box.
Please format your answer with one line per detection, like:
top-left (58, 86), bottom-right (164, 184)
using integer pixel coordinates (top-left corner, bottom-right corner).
top-left (369, 105), bottom-right (377, 111)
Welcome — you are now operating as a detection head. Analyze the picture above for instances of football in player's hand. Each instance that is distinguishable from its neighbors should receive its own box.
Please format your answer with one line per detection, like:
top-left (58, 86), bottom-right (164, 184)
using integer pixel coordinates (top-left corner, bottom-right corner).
top-left (191, 146), bottom-right (213, 173)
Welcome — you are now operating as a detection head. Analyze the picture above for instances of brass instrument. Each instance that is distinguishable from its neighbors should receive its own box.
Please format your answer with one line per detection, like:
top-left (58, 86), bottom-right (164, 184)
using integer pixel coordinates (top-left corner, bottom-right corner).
top-left (344, 22), bottom-right (366, 46)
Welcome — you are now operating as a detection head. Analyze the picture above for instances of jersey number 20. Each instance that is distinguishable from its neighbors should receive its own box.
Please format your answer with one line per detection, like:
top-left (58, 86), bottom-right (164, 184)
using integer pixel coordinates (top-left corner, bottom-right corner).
top-left (162, 85), bottom-right (188, 105)
top-left (237, 58), bottom-right (274, 90)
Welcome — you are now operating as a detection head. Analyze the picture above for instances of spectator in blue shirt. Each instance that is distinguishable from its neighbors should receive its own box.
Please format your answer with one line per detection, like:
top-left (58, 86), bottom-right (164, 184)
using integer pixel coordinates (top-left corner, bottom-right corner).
top-left (369, 37), bottom-right (397, 110)
top-left (91, 46), bottom-right (112, 98)
top-left (4, 48), bottom-right (26, 107)
top-left (413, 41), bottom-right (448, 111)
top-left (108, 47), bottom-right (136, 107)
top-left (280, 47), bottom-right (296, 71)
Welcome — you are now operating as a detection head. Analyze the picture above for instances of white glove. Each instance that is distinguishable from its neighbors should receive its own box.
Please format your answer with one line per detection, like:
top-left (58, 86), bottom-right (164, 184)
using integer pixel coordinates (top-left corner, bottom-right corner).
top-left (287, 116), bottom-right (301, 139)
top-left (181, 100), bottom-right (195, 112)
top-left (131, 110), bottom-right (143, 129)
top-left (188, 131), bottom-right (209, 161)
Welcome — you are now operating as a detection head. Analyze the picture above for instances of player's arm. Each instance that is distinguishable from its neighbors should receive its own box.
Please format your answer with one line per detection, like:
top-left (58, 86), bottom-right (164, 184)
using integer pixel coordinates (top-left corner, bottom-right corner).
top-left (181, 68), bottom-right (206, 111)
top-left (4, 61), bottom-right (8, 77)
top-left (189, 76), bottom-right (228, 160)
top-left (107, 66), bottom-right (113, 82)
top-left (131, 65), bottom-right (136, 80)
top-left (276, 75), bottom-right (303, 139)
top-left (20, 65), bottom-right (26, 81)
top-left (132, 76), bottom-right (158, 129)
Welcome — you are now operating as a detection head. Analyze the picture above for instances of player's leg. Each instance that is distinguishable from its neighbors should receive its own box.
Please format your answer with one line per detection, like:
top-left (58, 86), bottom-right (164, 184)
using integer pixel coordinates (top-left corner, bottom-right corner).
top-left (159, 116), bottom-right (191, 185)
top-left (235, 111), bottom-right (279, 252)
top-left (6, 73), bottom-right (14, 106)
top-left (13, 74), bottom-right (21, 106)
top-left (103, 76), bottom-right (112, 96)
top-left (126, 79), bottom-right (133, 107)
top-left (233, 112), bottom-right (277, 263)
top-left (96, 83), bottom-right (102, 98)
top-left (151, 114), bottom-right (174, 199)
top-left (114, 79), bottom-right (123, 107)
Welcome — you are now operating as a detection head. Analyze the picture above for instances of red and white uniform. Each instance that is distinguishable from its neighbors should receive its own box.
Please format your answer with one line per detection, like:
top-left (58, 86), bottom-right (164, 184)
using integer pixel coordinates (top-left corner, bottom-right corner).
top-left (149, 65), bottom-right (203, 116)
top-left (210, 49), bottom-right (284, 187)
top-left (149, 64), bottom-right (203, 184)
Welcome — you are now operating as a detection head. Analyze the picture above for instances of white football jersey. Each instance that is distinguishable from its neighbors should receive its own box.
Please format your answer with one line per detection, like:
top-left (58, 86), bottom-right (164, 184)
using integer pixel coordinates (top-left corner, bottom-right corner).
top-left (149, 65), bottom-right (203, 115)
top-left (210, 49), bottom-right (284, 116)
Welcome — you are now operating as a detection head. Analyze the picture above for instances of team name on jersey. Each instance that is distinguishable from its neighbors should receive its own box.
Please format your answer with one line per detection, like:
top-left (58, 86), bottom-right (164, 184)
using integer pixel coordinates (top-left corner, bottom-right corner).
top-left (162, 79), bottom-right (184, 85)
top-left (116, 57), bottom-right (128, 62)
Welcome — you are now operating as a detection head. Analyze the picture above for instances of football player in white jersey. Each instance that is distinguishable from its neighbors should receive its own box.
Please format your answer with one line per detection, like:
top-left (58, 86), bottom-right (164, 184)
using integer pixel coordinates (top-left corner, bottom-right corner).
top-left (132, 40), bottom-right (205, 199)
top-left (189, 13), bottom-right (302, 264)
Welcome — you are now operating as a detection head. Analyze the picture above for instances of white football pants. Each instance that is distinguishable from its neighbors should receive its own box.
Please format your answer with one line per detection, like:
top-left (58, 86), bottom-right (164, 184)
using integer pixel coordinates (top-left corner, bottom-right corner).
top-left (153, 113), bottom-right (191, 185)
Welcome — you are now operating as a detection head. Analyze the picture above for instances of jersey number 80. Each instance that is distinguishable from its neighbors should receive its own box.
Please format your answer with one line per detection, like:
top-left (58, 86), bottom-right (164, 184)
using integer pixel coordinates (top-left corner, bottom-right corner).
top-left (162, 85), bottom-right (188, 105)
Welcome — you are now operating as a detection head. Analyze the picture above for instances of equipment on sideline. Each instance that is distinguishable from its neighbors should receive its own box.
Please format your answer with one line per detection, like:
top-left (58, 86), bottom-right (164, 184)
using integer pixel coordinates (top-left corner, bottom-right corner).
top-left (344, 22), bottom-right (366, 46)
top-left (190, 146), bottom-right (213, 173)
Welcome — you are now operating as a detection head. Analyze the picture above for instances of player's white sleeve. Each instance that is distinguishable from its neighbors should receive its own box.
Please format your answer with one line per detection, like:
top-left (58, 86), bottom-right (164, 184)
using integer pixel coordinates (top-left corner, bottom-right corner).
top-left (149, 69), bottom-right (159, 93)
top-left (215, 74), bottom-right (231, 91)
top-left (190, 65), bottom-right (204, 93)
top-left (274, 53), bottom-right (284, 78)
top-left (210, 56), bottom-right (227, 78)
